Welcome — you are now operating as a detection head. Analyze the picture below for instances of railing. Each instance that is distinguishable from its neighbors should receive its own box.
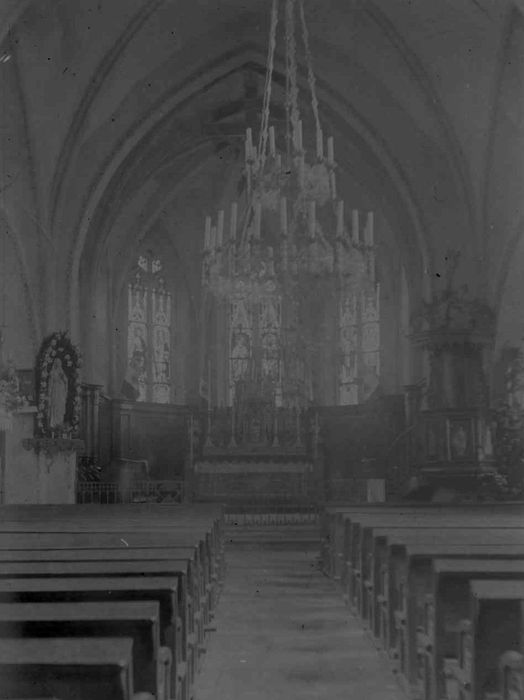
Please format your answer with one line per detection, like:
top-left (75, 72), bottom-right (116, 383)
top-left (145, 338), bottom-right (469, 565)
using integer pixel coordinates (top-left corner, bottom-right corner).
top-left (76, 480), bottom-right (185, 504)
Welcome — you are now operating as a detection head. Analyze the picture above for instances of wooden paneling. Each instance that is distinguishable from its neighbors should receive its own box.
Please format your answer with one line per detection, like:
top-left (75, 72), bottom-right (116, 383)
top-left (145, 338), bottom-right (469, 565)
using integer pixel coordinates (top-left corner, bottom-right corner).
top-left (110, 400), bottom-right (189, 479)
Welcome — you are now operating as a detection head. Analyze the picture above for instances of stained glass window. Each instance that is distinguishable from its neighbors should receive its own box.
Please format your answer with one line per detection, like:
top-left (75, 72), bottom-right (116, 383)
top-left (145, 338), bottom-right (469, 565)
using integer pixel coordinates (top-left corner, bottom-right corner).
top-left (127, 252), bottom-right (172, 403)
top-left (228, 287), bottom-right (282, 404)
top-left (338, 283), bottom-right (380, 404)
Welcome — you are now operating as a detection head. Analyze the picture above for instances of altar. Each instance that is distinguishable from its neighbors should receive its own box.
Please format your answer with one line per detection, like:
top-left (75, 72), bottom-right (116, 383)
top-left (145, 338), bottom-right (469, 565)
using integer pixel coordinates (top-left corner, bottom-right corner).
top-left (193, 457), bottom-right (313, 503)
top-left (190, 404), bottom-right (318, 503)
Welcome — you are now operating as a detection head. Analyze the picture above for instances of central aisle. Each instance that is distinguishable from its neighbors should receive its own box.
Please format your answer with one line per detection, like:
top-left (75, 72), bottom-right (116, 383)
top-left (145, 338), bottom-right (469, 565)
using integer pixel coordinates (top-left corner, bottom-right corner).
top-left (194, 538), bottom-right (404, 700)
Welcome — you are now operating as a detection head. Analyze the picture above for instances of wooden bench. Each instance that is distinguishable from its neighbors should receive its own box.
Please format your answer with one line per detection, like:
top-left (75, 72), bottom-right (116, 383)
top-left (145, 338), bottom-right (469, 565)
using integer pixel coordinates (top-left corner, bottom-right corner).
top-left (0, 555), bottom-right (202, 682)
top-left (418, 559), bottom-right (524, 700)
top-left (343, 513), bottom-right (524, 597)
top-left (0, 533), bottom-right (215, 624)
top-left (383, 541), bottom-right (524, 696)
top-left (0, 505), bottom-right (225, 591)
top-left (0, 576), bottom-right (182, 700)
top-left (0, 601), bottom-right (170, 700)
top-left (0, 504), bottom-right (225, 699)
top-left (0, 637), bottom-right (136, 700)
top-left (353, 527), bottom-right (524, 629)
top-left (324, 505), bottom-right (524, 580)
top-left (445, 580), bottom-right (524, 700)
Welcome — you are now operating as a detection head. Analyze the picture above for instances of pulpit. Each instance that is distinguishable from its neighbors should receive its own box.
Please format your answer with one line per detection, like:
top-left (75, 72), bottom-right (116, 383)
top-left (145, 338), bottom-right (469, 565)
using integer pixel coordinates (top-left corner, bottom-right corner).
top-left (409, 278), bottom-right (496, 490)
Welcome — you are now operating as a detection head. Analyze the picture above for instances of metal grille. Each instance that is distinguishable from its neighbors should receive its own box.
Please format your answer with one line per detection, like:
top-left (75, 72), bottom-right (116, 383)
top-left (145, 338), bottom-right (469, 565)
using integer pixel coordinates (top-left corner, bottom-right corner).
top-left (76, 480), bottom-right (185, 504)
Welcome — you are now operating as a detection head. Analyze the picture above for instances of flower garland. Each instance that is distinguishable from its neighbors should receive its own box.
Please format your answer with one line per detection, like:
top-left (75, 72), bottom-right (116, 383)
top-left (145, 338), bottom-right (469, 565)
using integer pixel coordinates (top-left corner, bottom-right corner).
top-left (35, 331), bottom-right (82, 437)
top-left (0, 360), bottom-right (24, 429)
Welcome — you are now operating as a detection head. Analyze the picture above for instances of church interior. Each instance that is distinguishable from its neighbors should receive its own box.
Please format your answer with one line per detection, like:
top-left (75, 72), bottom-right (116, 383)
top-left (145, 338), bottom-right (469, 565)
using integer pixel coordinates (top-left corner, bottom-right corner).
top-left (0, 0), bottom-right (524, 698)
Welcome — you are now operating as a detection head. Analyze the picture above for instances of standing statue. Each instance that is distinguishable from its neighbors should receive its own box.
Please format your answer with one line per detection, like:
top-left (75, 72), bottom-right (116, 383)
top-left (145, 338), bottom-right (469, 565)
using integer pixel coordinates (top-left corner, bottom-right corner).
top-left (48, 358), bottom-right (68, 428)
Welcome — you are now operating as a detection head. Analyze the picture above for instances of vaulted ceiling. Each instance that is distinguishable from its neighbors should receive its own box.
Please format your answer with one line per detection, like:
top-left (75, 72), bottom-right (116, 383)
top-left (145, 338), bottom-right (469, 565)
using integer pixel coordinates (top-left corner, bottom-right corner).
top-left (1, 0), bottom-right (523, 342)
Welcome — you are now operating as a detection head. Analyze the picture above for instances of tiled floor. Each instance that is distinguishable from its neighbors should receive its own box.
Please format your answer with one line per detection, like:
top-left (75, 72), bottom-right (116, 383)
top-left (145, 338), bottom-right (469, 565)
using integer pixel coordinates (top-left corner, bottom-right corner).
top-left (194, 543), bottom-right (404, 700)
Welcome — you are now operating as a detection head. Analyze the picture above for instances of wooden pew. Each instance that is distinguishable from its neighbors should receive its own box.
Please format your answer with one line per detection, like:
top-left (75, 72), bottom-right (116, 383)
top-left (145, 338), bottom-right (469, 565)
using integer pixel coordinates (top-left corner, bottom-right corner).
top-left (446, 580), bottom-right (524, 700)
top-left (0, 504), bottom-right (225, 698)
top-left (0, 601), bottom-right (170, 700)
top-left (323, 504), bottom-right (524, 579)
top-left (0, 503), bottom-right (226, 591)
top-left (383, 541), bottom-right (524, 697)
top-left (418, 559), bottom-right (524, 700)
top-left (0, 576), bottom-right (182, 700)
top-left (344, 513), bottom-right (524, 600)
top-left (354, 527), bottom-right (524, 629)
top-left (0, 556), bottom-right (201, 686)
top-left (0, 637), bottom-right (136, 700)
top-left (0, 533), bottom-right (215, 623)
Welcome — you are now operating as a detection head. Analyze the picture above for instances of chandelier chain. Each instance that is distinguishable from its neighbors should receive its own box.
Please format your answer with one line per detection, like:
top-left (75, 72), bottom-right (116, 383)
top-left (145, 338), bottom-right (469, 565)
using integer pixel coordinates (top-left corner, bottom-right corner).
top-left (285, 0), bottom-right (300, 148)
top-left (257, 0), bottom-right (279, 172)
top-left (298, 0), bottom-right (322, 144)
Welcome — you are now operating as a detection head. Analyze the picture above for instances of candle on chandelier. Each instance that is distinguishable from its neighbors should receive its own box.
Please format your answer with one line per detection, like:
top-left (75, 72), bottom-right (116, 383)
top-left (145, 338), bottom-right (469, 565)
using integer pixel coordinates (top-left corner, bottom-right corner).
top-left (230, 202), bottom-right (238, 240)
top-left (210, 225), bottom-right (217, 252)
top-left (330, 171), bottom-right (337, 200)
top-left (217, 210), bottom-right (224, 248)
top-left (269, 126), bottom-right (276, 157)
top-left (280, 198), bottom-right (288, 270)
top-left (365, 211), bottom-right (374, 246)
top-left (316, 128), bottom-right (324, 160)
top-left (298, 155), bottom-right (304, 188)
top-left (280, 197), bottom-right (288, 236)
top-left (204, 216), bottom-right (211, 250)
top-left (352, 209), bottom-right (360, 245)
top-left (246, 128), bottom-right (253, 161)
top-left (308, 200), bottom-right (316, 239)
top-left (337, 200), bottom-right (344, 238)
top-left (327, 136), bottom-right (334, 164)
top-left (297, 120), bottom-right (303, 151)
top-left (254, 201), bottom-right (261, 239)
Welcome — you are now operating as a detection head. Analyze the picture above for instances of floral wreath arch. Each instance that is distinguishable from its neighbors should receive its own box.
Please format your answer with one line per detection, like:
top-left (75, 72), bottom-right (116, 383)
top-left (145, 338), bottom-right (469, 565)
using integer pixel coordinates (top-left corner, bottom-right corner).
top-left (35, 331), bottom-right (82, 437)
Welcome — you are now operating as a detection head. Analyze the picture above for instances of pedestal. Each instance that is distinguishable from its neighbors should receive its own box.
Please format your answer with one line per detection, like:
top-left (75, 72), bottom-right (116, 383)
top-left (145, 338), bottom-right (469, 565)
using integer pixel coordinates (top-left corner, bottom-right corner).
top-left (1, 410), bottom-right (83, 504)
top-left (18, 437), bottom-right (84, 504)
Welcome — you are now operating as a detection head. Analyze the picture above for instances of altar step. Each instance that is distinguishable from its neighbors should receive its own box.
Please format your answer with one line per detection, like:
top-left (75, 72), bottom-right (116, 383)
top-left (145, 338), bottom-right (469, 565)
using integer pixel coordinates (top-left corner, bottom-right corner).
top-left (224, 506), bottom-right (318, 527)
top-left (225, 525), bottom-right (321, 550)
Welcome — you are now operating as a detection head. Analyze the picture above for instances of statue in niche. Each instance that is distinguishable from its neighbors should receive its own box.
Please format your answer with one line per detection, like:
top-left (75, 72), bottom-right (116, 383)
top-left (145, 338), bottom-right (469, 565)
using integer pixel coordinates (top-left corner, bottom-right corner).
top-left (231, 331), bottom-right (250, 382)
top-left (48, 358), bottom-right (68, 429)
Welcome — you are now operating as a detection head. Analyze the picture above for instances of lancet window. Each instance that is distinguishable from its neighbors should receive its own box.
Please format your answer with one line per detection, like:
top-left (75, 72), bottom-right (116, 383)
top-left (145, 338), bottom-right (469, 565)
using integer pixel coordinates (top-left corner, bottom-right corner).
top-left (127, 251), bottom-right (172, 403)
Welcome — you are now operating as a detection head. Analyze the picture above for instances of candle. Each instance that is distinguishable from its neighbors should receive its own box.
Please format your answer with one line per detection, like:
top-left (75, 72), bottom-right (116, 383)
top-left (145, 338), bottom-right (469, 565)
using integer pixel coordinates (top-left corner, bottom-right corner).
top-left (337, 200), bottom-right (344, 238)
top-left (327, 136), bottom-right (334, 164)
top-left (297, 120), bottom-right (303, 151)
top-left (207, 359), bottom-right (212, 411)
top-left (309, 200), bottom-right (316, 239)
top-left (210, 225), bottom-right (217, 252)
top-left (365, 211), bottom-right (374, 246)
top-left (298, 156), bottom-right (304, 188)
top-left (204, 216), bottom-right (211, 250)
top-left (352, 209), bottom-right (359, 245)
top-left (254, 201), bottom-right (261, 239)
top-left (217, 210), bottom-right (224, 248)
top-left (330, 171), bottom-right (337, 200)
top-left (269, 126), bottom-right (276, 157)
top-left (316, 128), bottom-right (324, 160)
top-left (281, 198), bottom-right (288, 271)
top-left (230, 202), bottom-right (238, 240)
top-left (246, 128), bottom-right (253, 160)
top-left (280, 197), bottom-right (288, 237)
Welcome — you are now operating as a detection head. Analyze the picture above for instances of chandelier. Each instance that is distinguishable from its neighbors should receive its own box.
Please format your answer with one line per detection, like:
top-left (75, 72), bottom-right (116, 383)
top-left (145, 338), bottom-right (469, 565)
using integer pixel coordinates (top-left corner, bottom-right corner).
top-left (201, 0), bottom-right (378, 409)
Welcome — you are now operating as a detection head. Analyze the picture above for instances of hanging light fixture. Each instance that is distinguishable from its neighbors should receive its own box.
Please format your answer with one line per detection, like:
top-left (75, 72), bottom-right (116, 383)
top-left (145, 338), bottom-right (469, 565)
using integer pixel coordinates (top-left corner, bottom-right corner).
top-left (201, 0), bottom-right (378, 410)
